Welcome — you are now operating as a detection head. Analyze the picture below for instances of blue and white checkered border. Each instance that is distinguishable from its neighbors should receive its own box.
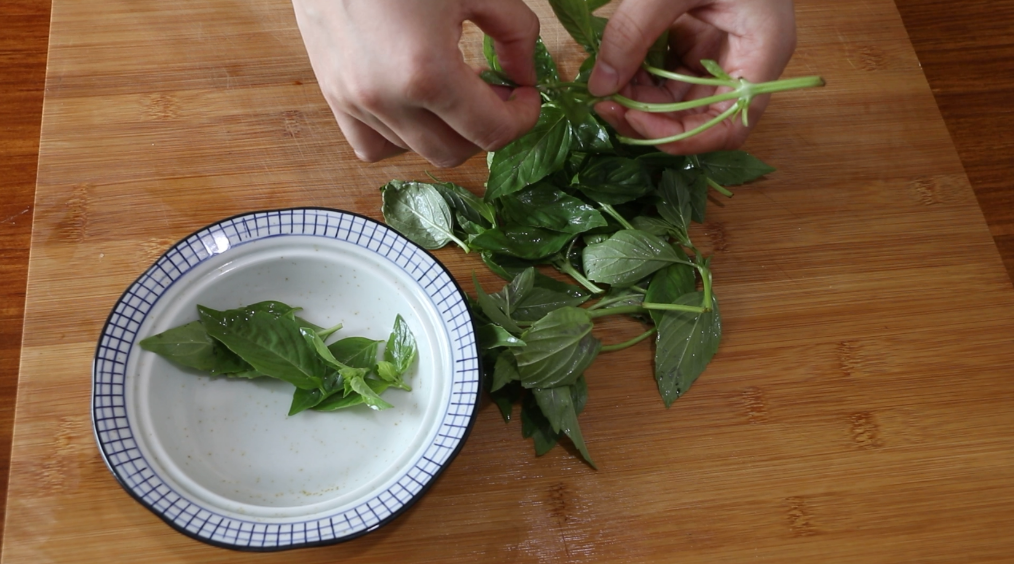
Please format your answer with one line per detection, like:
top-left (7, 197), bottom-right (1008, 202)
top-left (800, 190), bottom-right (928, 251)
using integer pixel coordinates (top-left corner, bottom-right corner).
top-left (92, 208), bottom-right (480, 551)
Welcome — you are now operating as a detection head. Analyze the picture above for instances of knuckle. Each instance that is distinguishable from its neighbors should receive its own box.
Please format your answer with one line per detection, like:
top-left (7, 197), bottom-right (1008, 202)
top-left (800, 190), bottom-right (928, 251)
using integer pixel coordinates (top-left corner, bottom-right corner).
top-left (344, 81), bottom-right (385, 113)
top-left (400, 62), bottom-right (445, 106)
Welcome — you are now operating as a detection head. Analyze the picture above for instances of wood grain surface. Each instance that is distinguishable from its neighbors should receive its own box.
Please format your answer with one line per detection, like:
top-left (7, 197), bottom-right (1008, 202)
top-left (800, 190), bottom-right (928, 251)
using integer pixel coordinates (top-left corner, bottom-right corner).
top-left (3, 0), bottom-right (1014, 561)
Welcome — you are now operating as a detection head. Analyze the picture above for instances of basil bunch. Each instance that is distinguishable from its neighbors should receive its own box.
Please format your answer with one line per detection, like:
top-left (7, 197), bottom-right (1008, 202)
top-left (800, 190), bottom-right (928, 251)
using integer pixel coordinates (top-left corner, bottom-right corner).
top-left (139, 301), bottom-right (416, 415)
top-left (378, 0), bottom-right (805, 466)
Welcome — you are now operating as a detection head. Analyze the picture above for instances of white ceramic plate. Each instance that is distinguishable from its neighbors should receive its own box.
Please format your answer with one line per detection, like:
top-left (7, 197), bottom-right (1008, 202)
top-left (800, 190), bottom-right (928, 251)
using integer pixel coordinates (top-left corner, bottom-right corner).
top-left (92, 208), bottom-right (480, 551)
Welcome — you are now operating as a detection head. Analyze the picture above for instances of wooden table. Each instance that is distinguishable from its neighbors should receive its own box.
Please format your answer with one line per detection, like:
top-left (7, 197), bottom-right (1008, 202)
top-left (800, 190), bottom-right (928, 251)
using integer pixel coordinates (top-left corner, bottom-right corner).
top-left (2, 0), bottom-right (1013, 560)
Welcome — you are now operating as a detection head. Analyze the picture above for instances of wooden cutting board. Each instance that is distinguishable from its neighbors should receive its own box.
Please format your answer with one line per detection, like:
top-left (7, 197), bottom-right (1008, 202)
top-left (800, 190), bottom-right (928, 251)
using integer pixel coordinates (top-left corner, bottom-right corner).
top-left (6, 0), bottom-right (1014, 561)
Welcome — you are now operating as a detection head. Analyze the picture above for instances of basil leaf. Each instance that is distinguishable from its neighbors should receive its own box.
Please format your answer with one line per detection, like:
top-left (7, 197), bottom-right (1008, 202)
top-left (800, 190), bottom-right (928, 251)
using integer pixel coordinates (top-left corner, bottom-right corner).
top-left (636, 152), bottom-right (690, 174)
top-left (655, 291), bottom-right (722, 407)
top-left (384, 314), bottom-right (417, 376)
top-left (351, 375), bottom-right (394, 410)
top-left (685, 171), bottom-right (709, 223)
top-left (521, 392), bottom-right (559, 455)
top-left (198, 306), bottom-right (325, 390)
top-left (577, 156), bottom-right (653, 204)
top-left (480, 69), bottom-right (515, 87)
top-left (313, 378), bottom-right (392, 412)
top-left (430, 180), bottom-right (495, 226)
top-left (700, 59), bottom-right (733, 81)
top-left (473, 273), bottom-right (522, 334)
top-left (482, 34), bottom-right (501, 72)
top-left (513, 287), bottom-right (591, 322)
top-left (572, 113), bottom-right (613, 153)
top-left (514, 307), bottom-right (601, 389)
top-left (646, 30), bottom-right (669, 70)
top-left (657, 168), bottom-right (693, 245)
top-left (289, 388), bottom-right (324, 416)
top-left (470, 226), bottom-right (575, 260)
top-left (489, 379), bottom-right (521, 423)
top-left (532, 384), bottom-right (595, 467)
top-left (489, 267), bottom-right (535, 316)
top-left (534, 37), bottom-right (560, 84)
top-left (696, 151), bottom-right (776, 186)
top-left (500, 183), bottom-right (607, 235)
top-left (582, 229), bottom-right (685, 286)
top-left (491, 350), bottom-right (521, 392)
top-left (477, 324), bottom-right (527, 350)
top-left (645, 263), bottom-right (697, 325)
top-left (139, 320), bottom-right (253, 375)
top-left (630, 215), bottom-right (675, 237)
top-left (381, 180), bottom-right (460, 250)
top-left (327, 336), bottom-right (381, 369)
top-left (486, 103), bottom-right (573, 200)
top-left (548, 0), bottom-right (598, 55)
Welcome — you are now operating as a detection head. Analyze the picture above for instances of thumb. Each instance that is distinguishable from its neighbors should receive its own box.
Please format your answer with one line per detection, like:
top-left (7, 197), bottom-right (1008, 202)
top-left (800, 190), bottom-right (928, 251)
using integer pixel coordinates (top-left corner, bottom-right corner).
top-left (468, 0), bottom-right (540, 86)
top-left (588, 0), bottom-right (700, 96)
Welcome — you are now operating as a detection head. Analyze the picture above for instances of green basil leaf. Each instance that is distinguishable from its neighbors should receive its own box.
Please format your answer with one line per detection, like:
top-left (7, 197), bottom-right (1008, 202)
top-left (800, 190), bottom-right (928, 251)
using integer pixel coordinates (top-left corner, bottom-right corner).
top-left (696, 151), bottom-right (776, 186)
top-left (514, 307), bottom-right (601, 389)
top-left (289, 388), bottom-right (324, 416)
top-left (480, 69), bottom-right (515, 87)
top-left (513, 287), bottom-right (591, 322)
top-left (636, 152), bottom-right (690, 174)
top-left (491, 350), bottom-right (522, 392)
top-left (489, 379), bottom-right (521, 423)
top-left (548, 0), bottom-right (598, 55)
top-left (351, 375), bottom-right (394, 410)
top-left (489, 267), bottom-right (535, 317)
top-left (313, 378), bottom-right (392, 412)
top-left (384, 314), bottom-right (417, 376)
top-left (500, 183), bottom-right (607, 235)
top-left (381, 180), bottom-right (459, 250)
top-left (577, 156), bottom-right (653, 204)
top-left (572, 113), bottom-right (613, 153)
top-left (630, 215), bottom-right (675, 237)
top-left (139, 320), bottom-right (253, 375)
top-left (645, 263), bottom-right (697, 325)
top-left (477, 324), bottom-right (527, 350)
top-left (686, 171), bottom-right (709, 223)
top-left (646, 29), bottom-right (669, 70)
top-left (473, 273), bottom-right (522, 334)
top-left (655, 291), bottom-right (722, 407)
top-left (521, 392), bottom-right (559, 455)
top-left (700, 59), bottom-right (733, 81)
top-left (582, 229), bottom-right (685, 286)
top-left (532, 381), bottom-right (594, 467)
top-left (534, 37), bottom-right (560, 84)
top-left (657, 168), bottom-right (693, 245)
top-left (327, 336), bottom-right (381, 369)
top-left (198, 306), bottom-right (325, 390)
top-left (431, 180), bottom-right (496, 226)
top-left (470, 226), bottom-right (574, 261)
top-left (486, 104), bottom-right (573, 200)
top-left (482, 34), bottom-right (501, 72)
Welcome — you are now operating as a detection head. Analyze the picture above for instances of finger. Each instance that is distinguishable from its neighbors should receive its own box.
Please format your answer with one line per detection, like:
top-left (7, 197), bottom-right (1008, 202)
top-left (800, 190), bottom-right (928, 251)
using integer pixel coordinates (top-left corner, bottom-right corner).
top-left (334, 112), bottom-right (406, 163)
top-left (423, 65), bottom-right (543, 152)
top-left (467, 0), bottom-right (540, 85)
top-left (589, 0), bottom-right (701, 96)
top-left (384, 108), bottom-right (483, 168)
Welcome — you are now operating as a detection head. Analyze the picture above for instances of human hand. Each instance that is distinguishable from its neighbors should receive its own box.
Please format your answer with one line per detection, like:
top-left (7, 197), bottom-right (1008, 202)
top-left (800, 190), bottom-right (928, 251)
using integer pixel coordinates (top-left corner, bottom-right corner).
top-left (291, 0), bottom-right (543, 167)
top-left (588, 0), bottom-right (797, 154)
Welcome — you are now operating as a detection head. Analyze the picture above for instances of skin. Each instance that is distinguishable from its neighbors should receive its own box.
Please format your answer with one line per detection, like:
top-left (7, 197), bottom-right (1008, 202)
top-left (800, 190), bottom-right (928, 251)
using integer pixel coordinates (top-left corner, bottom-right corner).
top-left (291, 0), bottom-right (796, 165)
top-left (589, 0), bottom-right (797, 154)
top-left (291, 0), bottom-right (543, 167)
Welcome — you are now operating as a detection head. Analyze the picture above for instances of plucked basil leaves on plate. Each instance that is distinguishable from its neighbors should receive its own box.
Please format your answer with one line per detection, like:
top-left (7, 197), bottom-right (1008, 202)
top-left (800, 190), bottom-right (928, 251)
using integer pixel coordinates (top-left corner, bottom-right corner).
top-left (140, 302), bottom-right (417, 417)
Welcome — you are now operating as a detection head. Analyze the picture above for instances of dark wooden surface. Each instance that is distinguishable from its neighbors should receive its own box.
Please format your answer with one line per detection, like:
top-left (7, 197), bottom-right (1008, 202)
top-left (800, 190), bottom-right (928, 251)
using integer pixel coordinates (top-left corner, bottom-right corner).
top-left (0, 0), bottom-right (1011, 551)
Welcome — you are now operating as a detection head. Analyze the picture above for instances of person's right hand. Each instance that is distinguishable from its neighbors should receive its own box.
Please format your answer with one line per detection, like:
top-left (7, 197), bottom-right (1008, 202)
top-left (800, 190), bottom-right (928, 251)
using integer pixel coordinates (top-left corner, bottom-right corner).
top-left (291, 0), bottom-right (544, 167)
top-left (588, 0), bottom-right (798, 155)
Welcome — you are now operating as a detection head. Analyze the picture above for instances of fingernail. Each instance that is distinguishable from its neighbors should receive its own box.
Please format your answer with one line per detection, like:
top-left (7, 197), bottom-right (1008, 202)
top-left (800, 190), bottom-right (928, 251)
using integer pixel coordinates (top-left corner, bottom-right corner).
top-left (590, 63), bottom-right (618, 96)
